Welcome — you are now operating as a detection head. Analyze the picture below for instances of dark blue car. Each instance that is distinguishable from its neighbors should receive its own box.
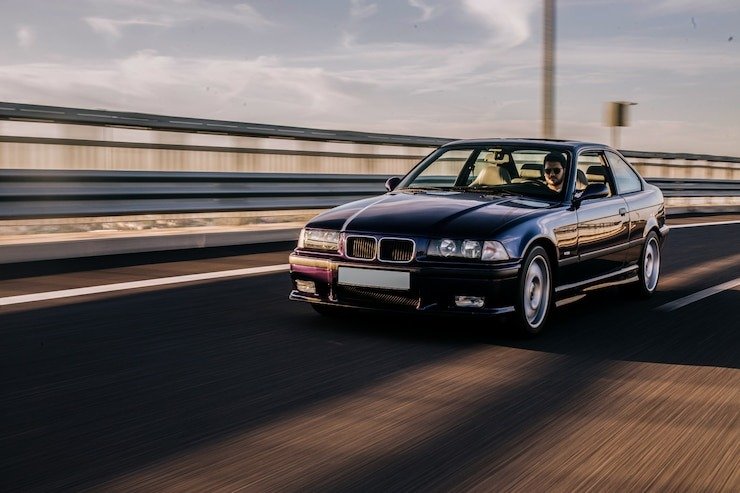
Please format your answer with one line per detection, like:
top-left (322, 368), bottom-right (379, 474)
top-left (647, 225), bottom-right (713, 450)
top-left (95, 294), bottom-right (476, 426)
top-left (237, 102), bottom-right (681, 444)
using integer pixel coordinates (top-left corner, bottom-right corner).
top-left (289, 138), bottom-right (669, 336)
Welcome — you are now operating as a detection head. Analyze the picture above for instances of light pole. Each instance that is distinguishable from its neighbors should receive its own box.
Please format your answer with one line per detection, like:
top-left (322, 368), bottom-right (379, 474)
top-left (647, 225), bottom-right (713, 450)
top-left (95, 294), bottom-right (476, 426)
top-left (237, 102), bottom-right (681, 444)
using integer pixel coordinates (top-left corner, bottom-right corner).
top-left (543, 0), bottom-right (555, 139)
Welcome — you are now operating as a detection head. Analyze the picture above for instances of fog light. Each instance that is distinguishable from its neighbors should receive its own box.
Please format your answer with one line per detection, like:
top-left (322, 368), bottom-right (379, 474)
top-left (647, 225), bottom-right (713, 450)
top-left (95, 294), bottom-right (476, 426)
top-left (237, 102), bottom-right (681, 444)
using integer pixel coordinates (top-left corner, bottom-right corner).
top-left (296, 279), bottom-right (317, 294)
top-left (454, 296), bottom-right (485, 308)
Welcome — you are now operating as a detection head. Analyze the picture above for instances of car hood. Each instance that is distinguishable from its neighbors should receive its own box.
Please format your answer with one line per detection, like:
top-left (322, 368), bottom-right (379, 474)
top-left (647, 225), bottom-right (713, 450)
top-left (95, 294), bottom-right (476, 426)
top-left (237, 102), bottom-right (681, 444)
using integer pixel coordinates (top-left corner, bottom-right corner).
top-left (306, 190), bottom-right (555, 238)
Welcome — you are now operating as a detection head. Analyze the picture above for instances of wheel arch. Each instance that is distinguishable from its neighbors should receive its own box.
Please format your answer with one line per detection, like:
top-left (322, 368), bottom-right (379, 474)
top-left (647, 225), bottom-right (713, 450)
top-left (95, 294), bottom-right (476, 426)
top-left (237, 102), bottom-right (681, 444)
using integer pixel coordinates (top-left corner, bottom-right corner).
top-left (522, 236), bottom-right (558, 282)
top-left (643, 214), bottom-right (667, 243)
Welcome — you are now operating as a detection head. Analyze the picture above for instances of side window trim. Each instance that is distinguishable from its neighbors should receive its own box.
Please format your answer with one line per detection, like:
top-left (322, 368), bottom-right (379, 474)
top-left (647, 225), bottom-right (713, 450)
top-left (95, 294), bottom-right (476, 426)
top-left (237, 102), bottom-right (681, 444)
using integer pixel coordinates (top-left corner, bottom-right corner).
top-left (605, 151), bottom-right (643, 195)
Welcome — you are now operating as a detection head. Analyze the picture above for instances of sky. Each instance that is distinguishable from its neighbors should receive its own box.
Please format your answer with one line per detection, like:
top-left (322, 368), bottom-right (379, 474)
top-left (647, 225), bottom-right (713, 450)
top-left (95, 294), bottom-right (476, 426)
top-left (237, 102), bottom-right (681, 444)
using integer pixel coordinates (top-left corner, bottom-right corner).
top-left (1, 0), bottom-right (739, 155)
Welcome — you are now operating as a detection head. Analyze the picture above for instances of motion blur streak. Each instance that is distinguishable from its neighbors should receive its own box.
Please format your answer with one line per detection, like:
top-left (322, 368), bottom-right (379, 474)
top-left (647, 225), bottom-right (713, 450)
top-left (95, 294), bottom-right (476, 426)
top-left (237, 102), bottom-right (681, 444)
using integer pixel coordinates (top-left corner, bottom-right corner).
top-left (657, 253), bottom-right (740, 291)
top-left (97, 348), bottom-right (569, 491)
top-left (657, 278), bottom-right (740, 312)
top-left (97, 354), bottom-right (738, 492)
top-left (669, 220), bottom-right (740, 229)
top-left (451, 364), bottom-right (738, 492)
top-left (0, 264), bottom-right (289, 306)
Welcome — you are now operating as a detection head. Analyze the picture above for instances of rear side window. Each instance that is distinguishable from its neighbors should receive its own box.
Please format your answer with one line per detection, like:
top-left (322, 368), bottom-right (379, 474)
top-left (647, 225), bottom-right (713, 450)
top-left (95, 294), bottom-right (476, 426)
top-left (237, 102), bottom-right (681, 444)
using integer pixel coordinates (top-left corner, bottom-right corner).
top-left (577, 152), bottom-right (613, 196)
top-left (606, 151), bottom-right (642, 194)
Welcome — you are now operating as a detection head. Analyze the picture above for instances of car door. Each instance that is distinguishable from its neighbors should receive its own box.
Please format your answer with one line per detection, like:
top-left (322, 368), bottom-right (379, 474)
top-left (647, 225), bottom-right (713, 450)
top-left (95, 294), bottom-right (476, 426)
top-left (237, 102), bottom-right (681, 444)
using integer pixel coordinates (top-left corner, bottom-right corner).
top-left (605, 150), bottom-right (647, 264)
top-left (573, 150), bottom-right (630, 279)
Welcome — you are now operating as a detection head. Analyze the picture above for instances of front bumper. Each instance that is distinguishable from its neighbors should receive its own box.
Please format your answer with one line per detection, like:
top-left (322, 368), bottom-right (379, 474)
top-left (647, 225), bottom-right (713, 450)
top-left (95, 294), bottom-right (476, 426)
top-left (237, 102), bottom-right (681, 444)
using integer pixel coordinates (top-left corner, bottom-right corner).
top-left (288, 253), bottom-right (521, 315)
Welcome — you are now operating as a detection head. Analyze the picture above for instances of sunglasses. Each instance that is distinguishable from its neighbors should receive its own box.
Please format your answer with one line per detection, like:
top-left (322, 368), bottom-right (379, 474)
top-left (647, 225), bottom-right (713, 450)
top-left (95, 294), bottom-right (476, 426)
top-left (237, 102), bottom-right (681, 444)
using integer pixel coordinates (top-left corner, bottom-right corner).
top-left (545, 168), bottom-right (563, 175)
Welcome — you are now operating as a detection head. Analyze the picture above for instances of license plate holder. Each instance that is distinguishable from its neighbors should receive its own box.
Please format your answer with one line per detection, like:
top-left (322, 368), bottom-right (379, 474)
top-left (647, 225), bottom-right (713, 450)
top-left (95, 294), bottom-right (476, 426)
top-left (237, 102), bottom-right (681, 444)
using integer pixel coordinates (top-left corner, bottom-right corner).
top-left (338, 267), bottom-right (410, 290)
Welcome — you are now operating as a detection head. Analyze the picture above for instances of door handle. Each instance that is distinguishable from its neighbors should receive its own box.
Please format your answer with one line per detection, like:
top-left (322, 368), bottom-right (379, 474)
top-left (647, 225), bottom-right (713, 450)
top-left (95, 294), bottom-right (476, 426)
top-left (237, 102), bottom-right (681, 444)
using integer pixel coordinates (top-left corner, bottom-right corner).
top-left (619, 207), bottom-right (627, 216)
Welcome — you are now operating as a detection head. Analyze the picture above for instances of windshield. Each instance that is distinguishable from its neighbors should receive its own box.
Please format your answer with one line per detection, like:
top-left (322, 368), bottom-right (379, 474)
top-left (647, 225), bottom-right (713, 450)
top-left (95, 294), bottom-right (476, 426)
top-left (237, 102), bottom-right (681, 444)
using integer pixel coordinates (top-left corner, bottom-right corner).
top-left (398, 146), bottom-right (572, 200)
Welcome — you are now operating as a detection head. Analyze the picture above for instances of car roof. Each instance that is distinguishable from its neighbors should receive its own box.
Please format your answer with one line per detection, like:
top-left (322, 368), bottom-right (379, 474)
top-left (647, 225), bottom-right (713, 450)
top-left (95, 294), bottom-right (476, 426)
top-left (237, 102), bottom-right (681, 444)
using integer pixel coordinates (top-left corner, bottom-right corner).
top-left (441, 138), bottom-right (609, 152)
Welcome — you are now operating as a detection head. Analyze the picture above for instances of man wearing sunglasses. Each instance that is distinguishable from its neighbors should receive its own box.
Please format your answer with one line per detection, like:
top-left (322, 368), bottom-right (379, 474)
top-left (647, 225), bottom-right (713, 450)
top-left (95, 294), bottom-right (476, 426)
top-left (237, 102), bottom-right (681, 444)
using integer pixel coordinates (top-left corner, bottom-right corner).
top-left (543, 152), bottom-right (567, 193)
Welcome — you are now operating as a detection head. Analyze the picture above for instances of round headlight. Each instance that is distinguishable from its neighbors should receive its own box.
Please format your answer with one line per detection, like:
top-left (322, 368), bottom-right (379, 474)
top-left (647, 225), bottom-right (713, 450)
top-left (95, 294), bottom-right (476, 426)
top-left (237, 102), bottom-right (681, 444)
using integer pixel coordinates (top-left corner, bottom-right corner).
top-left (439, 239), bottom-right (457, 257)
top-left (462, 240), bottom-right (482, 258)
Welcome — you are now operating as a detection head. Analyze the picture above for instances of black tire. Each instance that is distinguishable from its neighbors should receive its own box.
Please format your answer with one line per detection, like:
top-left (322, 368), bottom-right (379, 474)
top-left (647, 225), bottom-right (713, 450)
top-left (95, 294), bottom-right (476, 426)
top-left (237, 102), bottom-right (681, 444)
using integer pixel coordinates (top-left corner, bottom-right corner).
top-left (632, 231), bottom-right (661, 298)
top-left (513, 246), bottom-right (554, 337)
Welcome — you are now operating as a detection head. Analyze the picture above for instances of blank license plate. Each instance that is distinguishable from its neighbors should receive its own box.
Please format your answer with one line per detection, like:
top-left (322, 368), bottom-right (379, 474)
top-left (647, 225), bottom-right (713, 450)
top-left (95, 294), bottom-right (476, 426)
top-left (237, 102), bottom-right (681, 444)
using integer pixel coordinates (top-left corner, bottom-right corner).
top-left (338, 267), bottom-right (410, 290)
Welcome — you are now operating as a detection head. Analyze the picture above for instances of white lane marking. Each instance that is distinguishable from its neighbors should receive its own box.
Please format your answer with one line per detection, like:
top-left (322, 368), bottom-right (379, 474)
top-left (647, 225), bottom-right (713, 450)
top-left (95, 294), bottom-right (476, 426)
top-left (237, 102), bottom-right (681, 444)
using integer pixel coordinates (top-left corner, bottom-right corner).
top-left (656, 277), bottom-right (740, 312)
top-left (0, 264), bottom-right (290, 307)
top-left (670, 220), bottom-right (740, 229)
top-left (0, 217), bottom-right (734, 308)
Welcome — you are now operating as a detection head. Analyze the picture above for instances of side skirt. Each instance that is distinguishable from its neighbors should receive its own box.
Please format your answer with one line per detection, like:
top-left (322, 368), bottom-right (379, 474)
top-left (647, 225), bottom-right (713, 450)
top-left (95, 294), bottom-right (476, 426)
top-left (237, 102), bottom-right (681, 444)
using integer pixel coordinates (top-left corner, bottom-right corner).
top-left (554, 265), bottom-right (639, 295)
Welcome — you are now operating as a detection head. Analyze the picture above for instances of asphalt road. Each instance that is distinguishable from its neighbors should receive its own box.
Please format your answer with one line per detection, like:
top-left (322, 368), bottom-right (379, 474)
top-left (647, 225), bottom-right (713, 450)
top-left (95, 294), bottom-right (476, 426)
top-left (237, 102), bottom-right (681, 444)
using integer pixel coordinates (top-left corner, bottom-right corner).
top-left (1, 217), bottom-right (738, 492)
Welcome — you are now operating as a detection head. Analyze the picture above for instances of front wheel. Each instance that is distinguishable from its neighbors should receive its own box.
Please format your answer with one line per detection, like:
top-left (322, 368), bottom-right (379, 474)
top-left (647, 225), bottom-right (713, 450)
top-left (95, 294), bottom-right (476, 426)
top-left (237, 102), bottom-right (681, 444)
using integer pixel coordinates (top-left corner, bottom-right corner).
top-left (633, 231), bottom-right (661, 298)
top-left (513, 246), bottom-right (553, 337)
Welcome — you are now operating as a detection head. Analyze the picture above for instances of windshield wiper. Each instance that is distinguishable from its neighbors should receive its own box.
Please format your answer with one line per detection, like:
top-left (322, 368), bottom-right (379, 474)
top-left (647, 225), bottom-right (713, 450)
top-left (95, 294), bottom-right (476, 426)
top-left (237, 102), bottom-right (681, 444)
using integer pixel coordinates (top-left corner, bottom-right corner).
top-left (403, 186), bottom-right (449, 191)
top-left (467, 187), bottom-right (524, 197)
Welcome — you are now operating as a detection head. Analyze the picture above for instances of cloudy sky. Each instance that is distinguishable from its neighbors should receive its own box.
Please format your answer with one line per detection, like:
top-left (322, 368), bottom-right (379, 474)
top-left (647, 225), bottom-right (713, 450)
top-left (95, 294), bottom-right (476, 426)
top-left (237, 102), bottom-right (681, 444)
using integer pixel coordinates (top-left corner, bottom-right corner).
top-left (2, 0), bottom-right (738, 155)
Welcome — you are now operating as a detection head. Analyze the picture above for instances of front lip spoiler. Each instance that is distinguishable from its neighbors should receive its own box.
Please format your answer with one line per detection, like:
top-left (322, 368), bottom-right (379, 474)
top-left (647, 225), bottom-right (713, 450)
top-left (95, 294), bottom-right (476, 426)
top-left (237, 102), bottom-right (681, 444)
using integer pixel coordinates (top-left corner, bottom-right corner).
top-left (289, 291), bottom-right (516, 316)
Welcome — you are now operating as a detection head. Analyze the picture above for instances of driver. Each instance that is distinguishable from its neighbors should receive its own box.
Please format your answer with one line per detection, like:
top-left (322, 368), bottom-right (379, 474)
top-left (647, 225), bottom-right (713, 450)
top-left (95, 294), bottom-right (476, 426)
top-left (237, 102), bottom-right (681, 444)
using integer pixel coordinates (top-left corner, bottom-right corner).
top-left (543, 152), bottom-right (567, 192)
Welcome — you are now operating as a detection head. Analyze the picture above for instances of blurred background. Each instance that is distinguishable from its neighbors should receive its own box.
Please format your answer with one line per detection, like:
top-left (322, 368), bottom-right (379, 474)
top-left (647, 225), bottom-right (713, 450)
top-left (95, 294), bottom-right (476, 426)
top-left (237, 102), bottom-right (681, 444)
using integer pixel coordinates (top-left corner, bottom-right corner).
top-left (1, 0), bottom-right (738, 154)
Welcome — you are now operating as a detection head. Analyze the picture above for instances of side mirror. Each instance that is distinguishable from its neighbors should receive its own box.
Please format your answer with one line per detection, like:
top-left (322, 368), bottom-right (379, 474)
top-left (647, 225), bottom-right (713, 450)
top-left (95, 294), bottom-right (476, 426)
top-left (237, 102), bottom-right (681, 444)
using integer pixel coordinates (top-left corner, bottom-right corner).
top-left (385, 176), bottom-right (402, 192)
top-left (573, 183), bottom-right (608, 207)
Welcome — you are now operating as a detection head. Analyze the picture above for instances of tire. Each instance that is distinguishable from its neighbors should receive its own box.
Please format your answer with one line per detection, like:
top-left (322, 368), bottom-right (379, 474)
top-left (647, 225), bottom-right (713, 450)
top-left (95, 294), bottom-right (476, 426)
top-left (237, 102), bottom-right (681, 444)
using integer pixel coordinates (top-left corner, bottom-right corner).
top-left (633, 231), bottom-right (661, 298)
top-left (513, 245), bottom-right (553, 336)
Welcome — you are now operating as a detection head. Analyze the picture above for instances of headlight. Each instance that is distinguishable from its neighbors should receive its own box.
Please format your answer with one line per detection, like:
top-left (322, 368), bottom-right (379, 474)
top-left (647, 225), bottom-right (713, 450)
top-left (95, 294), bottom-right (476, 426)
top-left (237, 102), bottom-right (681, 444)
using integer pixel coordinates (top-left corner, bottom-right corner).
top-left (481, 240), bottom-right (510, 261)
top-left (428, 239), bottom-right (509, 261)
top-left (462, 240), bottom-right (482, 258)
top-left (439, 239), bottom-right (457, 257)
top-left (299, 228), bottom-right (340, 252)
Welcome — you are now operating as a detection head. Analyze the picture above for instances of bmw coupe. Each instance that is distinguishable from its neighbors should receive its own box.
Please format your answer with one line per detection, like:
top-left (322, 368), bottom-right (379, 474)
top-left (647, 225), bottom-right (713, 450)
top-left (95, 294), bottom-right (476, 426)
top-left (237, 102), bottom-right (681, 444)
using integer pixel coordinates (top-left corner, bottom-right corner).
top-left (289, 139), bottom-right (669, 336)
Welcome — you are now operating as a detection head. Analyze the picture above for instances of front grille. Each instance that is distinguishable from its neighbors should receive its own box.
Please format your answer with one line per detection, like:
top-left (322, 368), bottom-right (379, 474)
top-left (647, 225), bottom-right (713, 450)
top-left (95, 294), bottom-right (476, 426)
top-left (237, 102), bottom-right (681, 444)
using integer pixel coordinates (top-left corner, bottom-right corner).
top-left (337, 285), bottom-right (419, 308)
top-left (346, 236), bottom-right (376, 260)
top-left (379, 238), bottom-right (415, 262)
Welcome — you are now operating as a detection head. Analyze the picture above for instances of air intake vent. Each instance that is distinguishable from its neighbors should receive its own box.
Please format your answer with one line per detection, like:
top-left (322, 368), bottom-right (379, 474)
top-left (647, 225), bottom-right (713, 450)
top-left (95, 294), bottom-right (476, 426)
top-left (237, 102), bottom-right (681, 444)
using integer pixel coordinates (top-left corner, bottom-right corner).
top-left (379, 238), bottom-right (415, 262)
top-left (338, 286), bottom-right (419, 308)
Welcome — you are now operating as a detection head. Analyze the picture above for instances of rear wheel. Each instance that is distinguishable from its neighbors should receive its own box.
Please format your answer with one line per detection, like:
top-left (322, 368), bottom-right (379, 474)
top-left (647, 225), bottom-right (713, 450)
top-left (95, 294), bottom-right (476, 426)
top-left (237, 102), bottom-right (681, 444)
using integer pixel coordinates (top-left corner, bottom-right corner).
top-left (633, 231), bottom-right (661, 298)
top-left (513, 246), bottom-right (553, 337)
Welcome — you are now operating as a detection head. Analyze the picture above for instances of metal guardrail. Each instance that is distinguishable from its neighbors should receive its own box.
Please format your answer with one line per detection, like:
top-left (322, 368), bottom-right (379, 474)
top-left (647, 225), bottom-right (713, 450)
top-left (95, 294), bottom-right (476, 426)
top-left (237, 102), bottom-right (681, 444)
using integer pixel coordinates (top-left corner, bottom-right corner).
top-left (648, 178), bottom-right (740, 197)
top-left (0, 170), bottom-right (383, 219)
top-left (1, 169), bottom-right (738, 219)
top-left (0, 102), bottom-right (451, 148)
top-left (3, 102), bottom-right (740, 164)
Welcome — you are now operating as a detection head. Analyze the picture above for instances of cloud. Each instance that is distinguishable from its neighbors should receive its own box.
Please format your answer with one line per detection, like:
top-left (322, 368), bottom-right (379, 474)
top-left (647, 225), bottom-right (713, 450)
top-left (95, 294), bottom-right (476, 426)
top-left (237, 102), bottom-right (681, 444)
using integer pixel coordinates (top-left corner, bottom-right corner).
top-left (16, 26), bottom-right (35, 48)
top-left (350, 0), bottom-right (378, 21)
top-left (85, 17), bottom-right (171, 38)
top-left (408, 0), bottom-right (436, 22)
top-left (83, 0), bottom-right (272, 38)
top-left (461, 0), bottom-right (539, 49)
top-left (558, 39), bottom-right (739, 77)
top-left (0, 50), bottom-right (359, 123)
top-left (560, 0), bottom-right (739, 12)
top-left (647, 0), bottom-right (739, 14)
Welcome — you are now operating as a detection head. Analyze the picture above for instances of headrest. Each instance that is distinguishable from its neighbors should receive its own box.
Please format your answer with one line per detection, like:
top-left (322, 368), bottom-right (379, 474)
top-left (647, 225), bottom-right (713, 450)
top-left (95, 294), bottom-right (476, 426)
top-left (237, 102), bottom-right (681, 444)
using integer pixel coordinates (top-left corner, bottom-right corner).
top-left (520, 163), bottom-right (544, 179)
top-left (586, 165), bottom-right (606, 182)
top-left (576, 169), bottom-right (589, 189)
top-left (484, 152), bottom-right (509, 164)
top-left (471, 165), bottom-right (511, 186)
